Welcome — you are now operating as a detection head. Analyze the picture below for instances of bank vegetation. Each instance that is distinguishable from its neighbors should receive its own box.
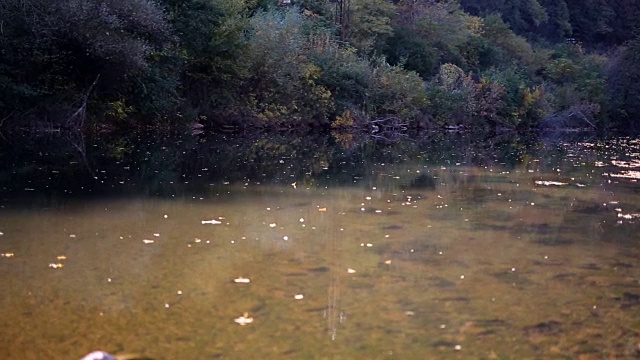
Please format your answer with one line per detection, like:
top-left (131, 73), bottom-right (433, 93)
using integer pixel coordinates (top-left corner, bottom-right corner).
top-left (1, 0), bottom-right (639, 134)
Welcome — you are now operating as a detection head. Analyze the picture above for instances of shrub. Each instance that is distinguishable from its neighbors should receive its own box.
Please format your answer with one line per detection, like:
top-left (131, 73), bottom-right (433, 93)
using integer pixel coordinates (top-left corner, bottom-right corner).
top-left (310, 45), bottom-right (370, 113)
top-left (425, 65), bottom-right (473, 125)
top-left (537, 44), bottom-right (608, 128)
top-left (366, 58), bottom-right (429, 120)
top-left (243, 7), bottom-right (334, 126)
top-left (426, 63), bottom-right (550, 129)
top-left (311, 43), bottom-right (428, 125)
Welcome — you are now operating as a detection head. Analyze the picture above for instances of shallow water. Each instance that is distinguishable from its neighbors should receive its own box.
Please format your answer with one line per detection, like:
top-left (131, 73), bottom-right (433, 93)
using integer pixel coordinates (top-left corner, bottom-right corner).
top-left (1, 133), bottom-right (640, 359)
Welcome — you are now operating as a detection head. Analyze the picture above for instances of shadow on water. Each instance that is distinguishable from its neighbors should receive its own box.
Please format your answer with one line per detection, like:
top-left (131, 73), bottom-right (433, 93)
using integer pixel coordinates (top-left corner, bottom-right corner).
top-left (0, 130), bottom-right (539, 202)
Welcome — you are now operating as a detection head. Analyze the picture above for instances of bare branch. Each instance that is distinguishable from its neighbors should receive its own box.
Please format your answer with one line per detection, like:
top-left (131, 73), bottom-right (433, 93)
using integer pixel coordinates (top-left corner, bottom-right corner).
top-left (67, 74), bottom-right (100, 129)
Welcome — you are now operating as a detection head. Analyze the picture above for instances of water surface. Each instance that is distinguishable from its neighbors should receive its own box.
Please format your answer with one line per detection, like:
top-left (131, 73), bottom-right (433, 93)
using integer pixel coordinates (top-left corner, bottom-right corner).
top-left (1, 133), bottom-right (640, 359)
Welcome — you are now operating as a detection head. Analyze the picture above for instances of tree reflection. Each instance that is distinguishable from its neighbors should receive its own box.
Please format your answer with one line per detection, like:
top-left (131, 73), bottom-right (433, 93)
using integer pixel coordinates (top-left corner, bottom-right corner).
top-left (0, 130), bottom-right (601, 205)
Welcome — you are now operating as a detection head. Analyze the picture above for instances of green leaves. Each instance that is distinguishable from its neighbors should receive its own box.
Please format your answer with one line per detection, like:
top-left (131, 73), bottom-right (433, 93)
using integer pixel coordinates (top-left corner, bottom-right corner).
top-left (608, 35), bottom-right (640, 130)
top-left (159, 0), bottom-right (250, 109)
top-left (0, 0), bottom-right (635, 131)
top-left (243, 7), bottom-right (334, 125)
top-left (349, 0), bottom-right (395, 54)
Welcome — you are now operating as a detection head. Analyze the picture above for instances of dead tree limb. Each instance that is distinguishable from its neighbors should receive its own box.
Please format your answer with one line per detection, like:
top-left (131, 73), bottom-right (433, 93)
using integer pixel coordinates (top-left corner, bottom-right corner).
top-left (67, 74), bottom-right (100, 129)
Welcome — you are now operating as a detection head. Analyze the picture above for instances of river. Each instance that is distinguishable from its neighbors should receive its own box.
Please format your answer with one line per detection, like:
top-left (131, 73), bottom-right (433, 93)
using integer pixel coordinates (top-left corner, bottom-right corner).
top-left (1, 131), bottom-right (639, 359)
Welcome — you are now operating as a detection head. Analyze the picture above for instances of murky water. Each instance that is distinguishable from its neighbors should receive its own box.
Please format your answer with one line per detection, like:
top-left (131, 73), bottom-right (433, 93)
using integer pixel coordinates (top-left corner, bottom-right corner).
top-left (1, 133), bottom-right (640, 359)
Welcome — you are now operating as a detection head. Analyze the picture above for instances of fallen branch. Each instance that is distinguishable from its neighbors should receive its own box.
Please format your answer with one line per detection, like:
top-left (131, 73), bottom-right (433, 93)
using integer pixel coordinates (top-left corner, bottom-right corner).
top-left (0, 110), bottom-right (14, 141)
top-left (567, 108), bottom-right (596, 128)
top-left (66, 74), bottom-right (100, 129)
top-left (370, 116), bottom-right (408, 132)
top-left (542, 102), bottom-right (599, 130)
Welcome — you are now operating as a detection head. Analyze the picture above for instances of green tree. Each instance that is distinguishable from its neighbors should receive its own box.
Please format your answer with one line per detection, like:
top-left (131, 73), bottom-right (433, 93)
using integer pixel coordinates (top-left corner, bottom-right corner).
top-left (387, 0), bottom-right (483, 75)
top-left (608, 0), bottom-right (640, 45)
top-left (608, 35), bottom-right (640, 131)
top-left (159, 0), bottom-right (249, 110)
top-left (349, 0), bottom-right (395, 54)
top-left (536, 44), bottom-right (608, 129)
top-left (565, 0), bottom-right (615, 45)
top-left (243, 7), bottom-right (334, 126)
top-left (384, 28), bottom-right (439, 78)
top-left (365, 58), bottom-right (429, 120)
top-left (459, 0), bottom-right (548, 36)
top-left (310, 38), bottom-right (428, 123)
top-left (480, 15), bottom-right (534, 67)
top-left (0, 0), bottom-right (175, 123)
top-left (538, 0), bottom-right (572, 42)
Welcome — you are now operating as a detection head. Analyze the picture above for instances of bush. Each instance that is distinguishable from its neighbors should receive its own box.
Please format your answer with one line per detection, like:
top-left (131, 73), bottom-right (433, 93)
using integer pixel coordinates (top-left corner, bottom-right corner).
top-left (243, 7), bottom-right (334, 126)
top-left (536, 44), bottom-right (608, 128)
top-left (483, 67), bottom-right (547, 128)
top-left (426, 63), bottom-right (551, 129)
top-left (310, 45), bottom-right (370, 114)
top-left (311, 43), bottom-right (428, 125)
top-left (425, 64), bottom-right (475, 125)
top-left (366, 58), bottom-right (429, 120)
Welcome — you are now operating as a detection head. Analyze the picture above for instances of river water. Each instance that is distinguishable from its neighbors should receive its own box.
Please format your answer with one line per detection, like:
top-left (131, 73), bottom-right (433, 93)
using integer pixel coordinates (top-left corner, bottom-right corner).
top-left (1, 132), bottom-right (639, 359)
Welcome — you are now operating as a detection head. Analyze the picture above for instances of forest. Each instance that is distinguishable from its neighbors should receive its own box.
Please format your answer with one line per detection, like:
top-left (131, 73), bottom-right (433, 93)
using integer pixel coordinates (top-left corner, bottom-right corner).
top-left (1, 0), bottom-right (639, 134)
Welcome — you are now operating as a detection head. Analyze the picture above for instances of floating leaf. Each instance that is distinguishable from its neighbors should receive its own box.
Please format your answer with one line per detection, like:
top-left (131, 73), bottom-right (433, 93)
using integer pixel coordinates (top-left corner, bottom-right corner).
top-left (234, 312), bottom-right (254, 326)
top-left (202, 219), bottom-right (222, 224)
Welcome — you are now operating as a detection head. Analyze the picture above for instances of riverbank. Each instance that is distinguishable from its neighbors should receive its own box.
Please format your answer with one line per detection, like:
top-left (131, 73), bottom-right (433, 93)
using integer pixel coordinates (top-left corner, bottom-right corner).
top-left (2, 2), bottom-right (639, 134)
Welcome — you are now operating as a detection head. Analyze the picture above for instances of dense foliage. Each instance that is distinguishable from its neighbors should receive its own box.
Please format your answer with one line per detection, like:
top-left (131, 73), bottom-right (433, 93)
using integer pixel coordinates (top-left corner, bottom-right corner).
top-left (1, 0), bottom-right (639, 133)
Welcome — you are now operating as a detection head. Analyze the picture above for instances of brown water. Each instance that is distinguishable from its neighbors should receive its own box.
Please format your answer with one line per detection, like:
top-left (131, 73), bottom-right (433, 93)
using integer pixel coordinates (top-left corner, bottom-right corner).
top-left (1, 134), bottom-right (640, 359)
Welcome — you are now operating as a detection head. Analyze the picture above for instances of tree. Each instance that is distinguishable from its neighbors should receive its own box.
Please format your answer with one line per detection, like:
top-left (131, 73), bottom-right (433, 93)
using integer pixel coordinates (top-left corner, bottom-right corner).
top-left (0, 0), bottom-right (175, 123)
top-left (243, 7), bottom-right (334, 126)
top-left (608, 35), bottom-right (640, 130)
top-left (459, 0), bottom-right (548, 36)
top-left (159, 0), bottom-right (249, 109)
top-left (480, 15), bottom-right (534, 67)
top-left (608, 0), bottom-right (640, 45)
top-left (565, 0), bottom-right (615, 46)
top-left (384, 27), bottom-right (439, 78)
top-left (537, 0), bottom-right (572, 42)
top-left (349, 0), bottom-right (395, 54)
top-left (387, 0), bottom-right (483, 75)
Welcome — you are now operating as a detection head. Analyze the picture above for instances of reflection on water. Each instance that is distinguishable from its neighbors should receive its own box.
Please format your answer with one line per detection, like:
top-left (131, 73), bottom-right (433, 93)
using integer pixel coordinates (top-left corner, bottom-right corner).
top-left (1, 132), bottom-right (640, 359)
